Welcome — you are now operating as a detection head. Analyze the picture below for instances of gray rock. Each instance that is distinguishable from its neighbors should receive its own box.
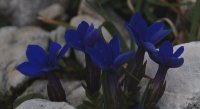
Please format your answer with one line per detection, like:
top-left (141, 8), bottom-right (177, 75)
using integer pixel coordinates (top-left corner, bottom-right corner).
top-left (50, 26), bottom-right (70, 57)
top-left (16, 99), bottom-right (75, 109)
top-left (17, 80), bottom-right (85, 106)
top-left (78, 0), bottom-right (104, 20)
top-left (144, 42), bottom-right (200, 109)
top-left (38, 4), bottom-right (65, 19)
top-left (0, 0), bottom-right (69, 26)
top-left (0, 26), bottom-right (49, 94)
top-left (78, 0), bottom-right (130, 39)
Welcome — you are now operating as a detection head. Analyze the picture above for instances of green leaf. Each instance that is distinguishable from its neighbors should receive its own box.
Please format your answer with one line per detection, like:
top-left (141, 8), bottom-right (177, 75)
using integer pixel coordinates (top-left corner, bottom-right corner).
top-left (188, 0), bottom-right (200, 41)
top-left (99, 21), bottom-right (129, 52)
top-left (86, 0), bottom-right (109, 20)
top-left (136, 0), bottom-right (143, 12)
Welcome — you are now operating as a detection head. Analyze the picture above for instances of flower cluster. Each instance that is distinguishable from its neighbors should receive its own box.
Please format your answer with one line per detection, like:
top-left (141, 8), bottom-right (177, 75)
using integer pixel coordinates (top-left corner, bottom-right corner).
top-left (16, 12), bottom-right (184, 109)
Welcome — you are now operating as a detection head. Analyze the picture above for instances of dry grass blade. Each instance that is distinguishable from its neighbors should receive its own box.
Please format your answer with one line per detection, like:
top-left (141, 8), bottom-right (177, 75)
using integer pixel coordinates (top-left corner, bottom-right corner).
top-left (158, 18), bottom-right (180, 44)
top-left (127, 0), bottom-right (135, 12)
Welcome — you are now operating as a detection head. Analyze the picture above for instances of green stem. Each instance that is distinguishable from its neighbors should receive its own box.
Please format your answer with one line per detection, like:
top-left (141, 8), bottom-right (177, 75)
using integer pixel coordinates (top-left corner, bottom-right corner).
top-left (189, 0), bottom-right (200, 41)
top-left (102, 71), bottom-right (120, 109)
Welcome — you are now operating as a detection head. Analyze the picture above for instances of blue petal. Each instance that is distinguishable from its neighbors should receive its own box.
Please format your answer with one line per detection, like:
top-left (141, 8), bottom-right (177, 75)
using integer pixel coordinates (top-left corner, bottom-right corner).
top-left (16, 62), bottom-right (44, 77)
top-left (86, 48), bottom-right (105, 69)
top-left (146, 22), bottom-right (164, 41)
top-left (48, 41), bottom-right (61, 63)
top-left (26, 45), bottom-right (48, 66)
top-left (114, 51), bottom-right (134, 69)
top-left (127, 12), bottom-right (148, 45)
top-left (65, 30), bottom-right (84, 51)
top-left (129, 12), bottom-right (147, 31)
top-left (86, 40), bottom-right (112, 69)
top-left (77, 21), bottom-right (89, 36)
top-left (109, 37), bottom-right (120, 58)
top-left (159, 41), bottom-right (173, 58)
top-left (167, 57), bottom-right (184, 68)
top-left (174, 46), bottom-right (184, 57)
top-left (149, 51), bottom-right (163, 64)
top-left (87, 24), bottom-right (94, 33)
top-left (56, 44), bottom-right (69, 63)
top-left (84, 29), bottom-right (101, 47)
top-left (151, 29), bottom-right (171, 44)
top-left (143, 42), bottom-right (157, 54)
top-left (125, 24), bottom-right (139, 44)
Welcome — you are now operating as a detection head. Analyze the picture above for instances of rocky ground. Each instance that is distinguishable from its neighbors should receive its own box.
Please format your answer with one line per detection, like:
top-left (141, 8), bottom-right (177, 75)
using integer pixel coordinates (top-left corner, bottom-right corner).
top-left (0, 0), bottom-right (199, 109)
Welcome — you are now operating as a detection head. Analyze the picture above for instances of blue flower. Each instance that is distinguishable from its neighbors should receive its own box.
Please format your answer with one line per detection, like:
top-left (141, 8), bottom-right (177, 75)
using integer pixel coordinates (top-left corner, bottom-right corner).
top-left (126, 12), bottom-right (171, 47)
top-left (145, 41), bottom-right (184, 68)
top-left (16, 41), bottom-right (69, 77)
top-left (86, 37), bottom-right (134, 71)
top-left (135, 106), bottom-right (142, 109)
top-left (65, 21), bottom-right (101, 52)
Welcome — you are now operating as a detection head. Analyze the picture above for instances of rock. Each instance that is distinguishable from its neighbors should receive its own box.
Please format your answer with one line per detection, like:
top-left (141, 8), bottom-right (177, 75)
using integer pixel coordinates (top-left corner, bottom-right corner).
top-left (17, 80), bottom-right (85, 106)
top-left (0, 26), bottom-right (49, 94)
top-left (38, 4), bottom-right (65, 19)
top-left (16, 99), bottom-right (75, 109)
top-left (50, 26), bottom-right (70, 57)
top-left (144, 42), bottom-right (200, 109)
top-left (78, 0), bottom-right (104, 20)
top-left (78, 0), bottom-right (130, 38)
top-left (0, 0), bottom-right (70, 26)
top-left (66, 86), bottom-right (86, 106)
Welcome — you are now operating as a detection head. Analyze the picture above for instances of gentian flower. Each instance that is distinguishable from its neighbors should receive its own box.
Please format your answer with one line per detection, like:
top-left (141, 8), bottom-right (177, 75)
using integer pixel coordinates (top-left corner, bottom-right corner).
top-left (65, 21), bottom-right (102, 94)
top-left (87, 37), bottom-right (134, 109)
top-left (144, 41), bottom-right (184, 106)
top-left (16, 41), bottom-right (69, 77)
top-left (86, 37), bottom-right (134, 71)
top-left (145, 41), bottom-right (184, 69)
top-left (65, 21), bottom-right (101, 52)
top-left (126, 12), bottom-right (171, 47)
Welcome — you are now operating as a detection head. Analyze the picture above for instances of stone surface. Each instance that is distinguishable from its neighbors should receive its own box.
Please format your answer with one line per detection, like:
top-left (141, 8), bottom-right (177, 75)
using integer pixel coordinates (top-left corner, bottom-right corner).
top-left (0, 26), bottom-right (49, 94)
top-left (17, 80), bottom-right (85, 106)
top-left (144, 42), bottom-right (200, 109)
top-left (78, 0), bottom-right (104, 20)
top-left (38, 4), bottom-right (64, 19)
top-left (50, 26), bottom-right (70, 57)
top-left (0, 0), bottom-right (69, 26)
top-left (16, 99), bottom-right (75, 109)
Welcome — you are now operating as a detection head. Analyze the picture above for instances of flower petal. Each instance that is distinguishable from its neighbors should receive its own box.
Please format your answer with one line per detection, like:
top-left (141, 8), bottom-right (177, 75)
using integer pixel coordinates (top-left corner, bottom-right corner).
top-left (159, 41), bottom-right (173, 57)
top-left (125, 24), bottom-right (139, 44)
top-left (86, 40), bottom-right (112, 69)
top-left (84, 29), bottom-right (101, 47)
top-left (174, 46), bottom-right (184, 57)
top-left (149, 51), bottom-right (163, 64)
top-left (151, 29), bottom-right (171, 44)
top-left (56, 44), bottom-right (69, 63)
top-left (146, 22), bottom-right (164, 41)
top-left (16, 62), bottom-right (44, 77)
top-left (109, 37), bottom-right (120, 58)
top-left (114, 51), bottom-right (134, 69)
top-left (49, 41), bottom-right (61, 63)
top-left (143, 42), bottom-right (157, 54)
top-left (129, 12), bottom-right (147, 31)
top-left (167, 57), bottom-right (184, 68)
top-left (65, 30), bottom-right (84, 51)
top-left (127, 12), bottom-right (148, 45)
top-left (26, 45), bottom-right (48, 66)
top-left (77, 21), bottom-right (89, 36)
